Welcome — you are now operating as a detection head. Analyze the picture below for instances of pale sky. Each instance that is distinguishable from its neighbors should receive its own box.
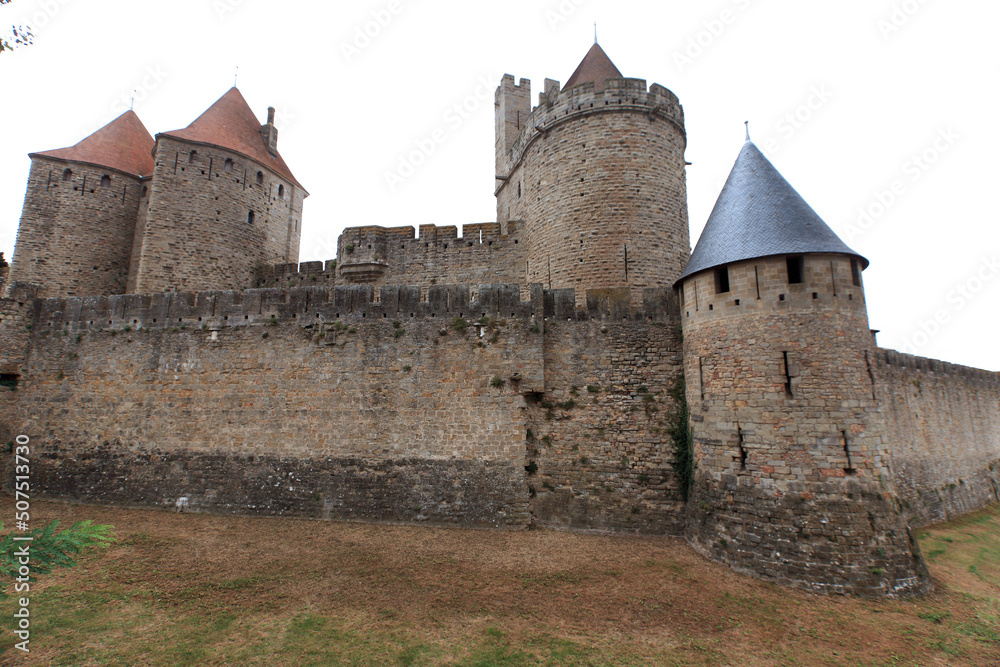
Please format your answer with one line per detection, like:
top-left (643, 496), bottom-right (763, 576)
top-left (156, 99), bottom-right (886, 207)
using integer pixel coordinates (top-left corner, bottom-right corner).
top-left (2, 0), bottom-right (997, 371)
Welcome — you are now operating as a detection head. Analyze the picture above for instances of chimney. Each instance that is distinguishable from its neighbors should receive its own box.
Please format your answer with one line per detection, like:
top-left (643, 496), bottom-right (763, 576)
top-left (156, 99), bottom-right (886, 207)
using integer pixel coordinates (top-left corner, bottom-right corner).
top-left (260, 106), bottom-right (278, 155)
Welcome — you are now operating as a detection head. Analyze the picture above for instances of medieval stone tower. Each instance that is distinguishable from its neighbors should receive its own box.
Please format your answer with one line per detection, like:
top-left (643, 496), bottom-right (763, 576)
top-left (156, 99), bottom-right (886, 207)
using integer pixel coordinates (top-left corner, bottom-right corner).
top-left (6, 111), bottom-right (155, 297)
top-left (3, 89), bottom-right (306, 300)
top-left (677, 140), bottom-right (929, 596)
top-left (495, 43), bottom-right (690, 302)
top-left (131, 88), bottom-right (307, 293)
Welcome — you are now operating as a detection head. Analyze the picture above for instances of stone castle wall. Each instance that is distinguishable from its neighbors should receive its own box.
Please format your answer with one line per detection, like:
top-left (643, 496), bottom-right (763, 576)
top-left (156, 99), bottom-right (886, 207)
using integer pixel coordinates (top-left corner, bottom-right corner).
top-left (0, 285), bottom-right (39, 447)
top-left (495, 77), bottom-right (690, 303)
top-left (257, 222), bottom-right (527, 298)
top-left (878, 350), bottom-right (1000, 526)
top-left (6, 158), bottom-right (143, 297)
top-left (132, 136), bottom-right (305, 294)
top-left (680, 254), bottom-right (929, 597)
top-left (9, 283), bottom-right (687, 531)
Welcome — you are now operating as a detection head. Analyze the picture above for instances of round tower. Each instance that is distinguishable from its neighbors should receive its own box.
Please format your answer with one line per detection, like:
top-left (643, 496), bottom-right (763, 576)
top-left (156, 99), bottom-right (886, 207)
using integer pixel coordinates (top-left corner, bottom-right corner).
top-left (495, 44), bottom-right (690, 302)
top-left (678, 141), bottom-right (929, 597)
top-left (130, 89), bottom-right (307, 294)
top-left (5, 111), bottom-right (154, 297)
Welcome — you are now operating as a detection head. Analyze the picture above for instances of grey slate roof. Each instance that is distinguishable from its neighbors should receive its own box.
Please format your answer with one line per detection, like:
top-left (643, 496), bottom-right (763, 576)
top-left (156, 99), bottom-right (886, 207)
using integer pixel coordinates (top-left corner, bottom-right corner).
top-left (678, 141), bottom-right (867, 282)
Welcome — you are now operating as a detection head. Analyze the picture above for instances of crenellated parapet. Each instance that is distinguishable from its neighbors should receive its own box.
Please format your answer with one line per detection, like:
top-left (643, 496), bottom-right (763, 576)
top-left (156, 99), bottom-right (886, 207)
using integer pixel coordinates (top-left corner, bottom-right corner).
top-left (879, 348), bottom-right (1000, 389)
top-left (496, 76), bottom-right (685, 180)
top-left (31, 283), bottom-right (678, 333)
top-left (260, 222), bottom-right (527, 292)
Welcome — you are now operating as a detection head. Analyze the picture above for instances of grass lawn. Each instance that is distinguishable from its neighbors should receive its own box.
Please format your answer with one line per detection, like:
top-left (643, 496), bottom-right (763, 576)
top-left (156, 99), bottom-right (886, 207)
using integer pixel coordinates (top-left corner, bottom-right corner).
top-left (1, 499), bottom-right (997, 666)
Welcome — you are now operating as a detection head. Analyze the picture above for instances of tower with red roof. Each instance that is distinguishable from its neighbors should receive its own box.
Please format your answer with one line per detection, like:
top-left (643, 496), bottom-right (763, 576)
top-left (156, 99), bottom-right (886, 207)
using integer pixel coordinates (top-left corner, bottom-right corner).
top-left (6, 111), bottom-right (155, 297)
top-left (130, 88), bottom-right (308, 293)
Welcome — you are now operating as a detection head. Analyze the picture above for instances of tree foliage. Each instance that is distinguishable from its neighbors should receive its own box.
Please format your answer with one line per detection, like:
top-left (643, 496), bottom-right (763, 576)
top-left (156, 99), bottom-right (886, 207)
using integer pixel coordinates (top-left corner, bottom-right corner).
top-left (0, 520), bottom-right (116, 599)
top-left (1, 0), bottom-right (33, 54)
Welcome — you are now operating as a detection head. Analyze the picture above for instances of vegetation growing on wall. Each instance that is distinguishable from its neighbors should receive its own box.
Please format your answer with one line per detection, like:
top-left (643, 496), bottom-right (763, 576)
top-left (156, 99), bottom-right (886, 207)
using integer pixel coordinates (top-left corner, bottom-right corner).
top-left (668, 374), bottom-right (694, 501)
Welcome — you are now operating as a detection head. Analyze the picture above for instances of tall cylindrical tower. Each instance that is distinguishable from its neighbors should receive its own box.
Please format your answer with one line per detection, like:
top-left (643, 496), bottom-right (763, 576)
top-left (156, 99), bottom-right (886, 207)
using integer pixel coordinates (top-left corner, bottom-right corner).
top-left (5, 111), bottom-right (154, 297)
top-left (678, 141), bottom-right (929, 597)
top-left (495, 44), bottom-right (690, 301)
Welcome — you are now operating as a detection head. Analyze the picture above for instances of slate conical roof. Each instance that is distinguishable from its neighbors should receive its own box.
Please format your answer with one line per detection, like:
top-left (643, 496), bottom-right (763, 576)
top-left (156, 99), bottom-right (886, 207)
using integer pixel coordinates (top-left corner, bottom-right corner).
top-left (159, 87), bottom-right (305, 191)
top-left (678, 141), bottom-right (867, 282)
top-left (564, 43), bottom-right (624, 92)
top-left (31, 111), bottom-right (155, 178)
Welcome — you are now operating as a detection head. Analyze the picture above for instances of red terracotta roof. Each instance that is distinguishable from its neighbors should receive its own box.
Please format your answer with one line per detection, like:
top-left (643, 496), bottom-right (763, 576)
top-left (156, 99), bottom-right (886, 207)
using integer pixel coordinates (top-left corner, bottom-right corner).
top-left (31, 111), bottom-right (156, 178)
top-left (159, 88), bottom-right (305, 191)
top-left (564, 43), bottom-right (624, 92)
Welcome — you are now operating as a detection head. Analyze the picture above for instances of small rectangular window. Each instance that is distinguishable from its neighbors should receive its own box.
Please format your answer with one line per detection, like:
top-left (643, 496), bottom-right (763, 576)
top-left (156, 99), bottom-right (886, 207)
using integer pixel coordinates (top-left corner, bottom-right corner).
top-left (787, 255), bottom-right (804, 284)
top-left (714, 266), bottom-right (730, 294)
top-left (851, 259), bottom-right (862, 287)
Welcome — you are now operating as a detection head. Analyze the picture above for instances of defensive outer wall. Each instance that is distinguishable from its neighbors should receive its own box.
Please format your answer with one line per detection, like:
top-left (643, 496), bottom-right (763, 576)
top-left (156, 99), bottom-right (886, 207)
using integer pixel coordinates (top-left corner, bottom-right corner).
top-left (1, 280), bottom-right (997, 546)
top-left (1, 283), bottom-right (688, 533)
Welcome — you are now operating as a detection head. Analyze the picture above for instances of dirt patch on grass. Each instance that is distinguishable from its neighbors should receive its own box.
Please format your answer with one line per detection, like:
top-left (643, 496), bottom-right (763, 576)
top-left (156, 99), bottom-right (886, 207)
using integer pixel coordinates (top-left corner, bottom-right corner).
top-left (2, 499), bottom-right (998, 666)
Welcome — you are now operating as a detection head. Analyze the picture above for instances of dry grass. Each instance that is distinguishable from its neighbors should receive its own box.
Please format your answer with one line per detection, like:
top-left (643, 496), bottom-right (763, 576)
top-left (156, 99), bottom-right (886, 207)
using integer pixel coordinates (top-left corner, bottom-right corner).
top-left (1, 499), bottom-right (997, 666)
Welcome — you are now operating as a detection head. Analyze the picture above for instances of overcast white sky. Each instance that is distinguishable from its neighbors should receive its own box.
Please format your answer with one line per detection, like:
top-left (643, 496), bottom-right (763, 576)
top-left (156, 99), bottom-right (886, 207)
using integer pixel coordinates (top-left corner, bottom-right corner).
top-left (1, 0), bottom-right (997, 371)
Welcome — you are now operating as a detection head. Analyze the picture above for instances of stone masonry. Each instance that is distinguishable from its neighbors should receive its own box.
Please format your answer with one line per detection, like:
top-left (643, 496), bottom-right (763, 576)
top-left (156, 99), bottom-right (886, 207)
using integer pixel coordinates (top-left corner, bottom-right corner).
top-left (1, 45), bottom-right (998, 599)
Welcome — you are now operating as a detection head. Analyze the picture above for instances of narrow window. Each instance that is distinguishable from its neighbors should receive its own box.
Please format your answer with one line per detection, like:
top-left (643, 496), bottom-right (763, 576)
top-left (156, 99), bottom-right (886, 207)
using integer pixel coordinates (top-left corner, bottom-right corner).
top-left (842, 431), bottom-right (856, 475)
top-left (278, 184), bottom-right (285, 198)
top-left (714, 265), bottom-right (730, 294)
top-left (62, 168), bottom-right (72, 181)
top-left (782, 351), bottom-right (794, 397)
top-left (754, 265), bottom-right (761, 300)
top-left (518, 182), bottom-right (522, 198)
top-left (737, 425), bottom-right (747, 470)
top-left (851, 258), bottom-right (862, 287)
top-left (256, 171), bottom-right (264, 185)
top-left (100, 175), bottom-right (111, 188)
top-left (141, 185), bottom-right (148, 197)
top-left (224, 158), bottom-right (233, 173)
top-left (698, 357), bottom-right (705, 400)
top-left (189, 150), bottom-right (198, 164)
top-left (247, 211), bottom-right (255, 225)
top-left (787, 255), bottom-right (804, 284)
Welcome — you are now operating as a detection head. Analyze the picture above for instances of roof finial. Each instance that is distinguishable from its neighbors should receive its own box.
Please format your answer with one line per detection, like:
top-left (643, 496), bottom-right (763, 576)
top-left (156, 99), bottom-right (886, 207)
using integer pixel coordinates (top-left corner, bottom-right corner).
top-left (745, 120), bottom-right (751, 142)
top-left (594, 22), bottom-right (598, 44)
top-left (130, 89), bottom-right (135, 111)
top-left (234, 65), bottom-right (239, 89)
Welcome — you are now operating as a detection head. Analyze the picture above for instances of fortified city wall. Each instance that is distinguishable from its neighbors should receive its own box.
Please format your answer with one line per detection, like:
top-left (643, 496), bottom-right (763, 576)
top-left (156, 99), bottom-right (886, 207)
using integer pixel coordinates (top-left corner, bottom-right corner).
top-left (878, 350), bottom-right (1000, 526)
top-left (5, 283), bottom-right (687, 532)
top-left (257, 223), bottom-right (527, 298)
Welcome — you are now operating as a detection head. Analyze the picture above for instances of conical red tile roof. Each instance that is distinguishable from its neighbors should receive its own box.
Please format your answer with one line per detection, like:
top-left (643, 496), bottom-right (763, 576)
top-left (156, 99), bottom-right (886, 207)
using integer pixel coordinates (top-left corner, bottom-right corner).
top-left (564, 43), bottom-right (624, 92)
top-left (160, 88), bottom-right (305, 191)
top-left (32, 111), bottom-right (155, 178)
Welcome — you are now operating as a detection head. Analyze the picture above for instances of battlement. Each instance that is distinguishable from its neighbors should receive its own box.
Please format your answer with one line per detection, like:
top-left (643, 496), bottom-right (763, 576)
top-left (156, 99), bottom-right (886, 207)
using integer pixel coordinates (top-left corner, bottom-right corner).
top-left (496, 76), bottom-right (685, 180)
top-left (879, 348), bottom-right (1000, 388)
top-left (32, 284), bottom-right (678, 333)
top-left (259, 222), bottom-right (526, 292)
